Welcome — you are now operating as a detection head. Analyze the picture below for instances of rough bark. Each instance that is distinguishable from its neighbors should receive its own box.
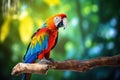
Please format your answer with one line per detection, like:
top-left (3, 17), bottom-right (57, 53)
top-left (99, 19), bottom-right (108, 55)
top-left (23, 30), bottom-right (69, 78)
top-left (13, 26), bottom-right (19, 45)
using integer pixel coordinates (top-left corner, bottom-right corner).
top-left (11, 54), bottom-right (120, 76)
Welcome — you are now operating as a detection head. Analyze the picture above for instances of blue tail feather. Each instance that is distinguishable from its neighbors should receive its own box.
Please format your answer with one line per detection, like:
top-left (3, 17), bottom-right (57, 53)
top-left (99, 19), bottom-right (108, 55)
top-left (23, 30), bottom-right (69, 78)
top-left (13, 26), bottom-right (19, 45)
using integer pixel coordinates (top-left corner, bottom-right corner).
top-left (21, 73), bottom-right (31, 80)
top-left (21, 73), bottom-right (26, 80)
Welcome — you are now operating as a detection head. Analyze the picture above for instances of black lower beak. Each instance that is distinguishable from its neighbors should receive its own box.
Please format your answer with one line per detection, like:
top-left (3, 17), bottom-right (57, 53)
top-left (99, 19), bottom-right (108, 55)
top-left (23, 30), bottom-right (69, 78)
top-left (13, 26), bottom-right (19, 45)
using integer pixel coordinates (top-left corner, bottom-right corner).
top-left (57, 20), bottom-right (63, 29)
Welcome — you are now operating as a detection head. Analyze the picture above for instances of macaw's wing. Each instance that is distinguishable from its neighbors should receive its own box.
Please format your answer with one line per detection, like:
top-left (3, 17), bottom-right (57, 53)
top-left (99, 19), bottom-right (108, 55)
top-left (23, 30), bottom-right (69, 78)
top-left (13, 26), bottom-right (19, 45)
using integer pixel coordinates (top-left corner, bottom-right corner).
top-left (24, 28), bottom-right (49, 63)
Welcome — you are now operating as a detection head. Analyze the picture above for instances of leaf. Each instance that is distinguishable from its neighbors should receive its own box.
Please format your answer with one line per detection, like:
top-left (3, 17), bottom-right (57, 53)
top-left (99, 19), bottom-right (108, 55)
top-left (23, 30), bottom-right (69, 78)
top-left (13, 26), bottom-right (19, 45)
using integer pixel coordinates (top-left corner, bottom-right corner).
top-left (43, 0), bottom-right (60, 6)
top-left (19, 15), bottom-right (33, 45)
top-left (0, 18), bottom-right (10, 43)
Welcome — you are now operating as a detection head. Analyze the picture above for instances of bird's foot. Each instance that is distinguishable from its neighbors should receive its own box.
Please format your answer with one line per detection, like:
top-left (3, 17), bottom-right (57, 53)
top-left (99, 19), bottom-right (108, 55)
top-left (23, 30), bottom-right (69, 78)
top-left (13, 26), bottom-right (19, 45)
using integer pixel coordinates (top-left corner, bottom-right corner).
top-left (39, 58), bottom-right (50, 64)
top-left (46, 58), bottom-right (56, 64)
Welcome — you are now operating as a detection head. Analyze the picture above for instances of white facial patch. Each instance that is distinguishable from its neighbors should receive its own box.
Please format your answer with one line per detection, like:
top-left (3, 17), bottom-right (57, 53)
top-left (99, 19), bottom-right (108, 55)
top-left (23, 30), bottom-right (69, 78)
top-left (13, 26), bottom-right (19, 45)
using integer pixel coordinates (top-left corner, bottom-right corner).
top-left (63, 18), bottom-right (67, 29)
top-left (54, 16), bottom-right (61, 27)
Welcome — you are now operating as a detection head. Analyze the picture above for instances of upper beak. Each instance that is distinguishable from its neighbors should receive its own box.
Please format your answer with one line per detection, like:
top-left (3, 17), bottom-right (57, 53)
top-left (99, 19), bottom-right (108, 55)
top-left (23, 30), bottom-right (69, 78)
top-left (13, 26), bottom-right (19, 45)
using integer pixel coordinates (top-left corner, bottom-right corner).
top-left (63, 17), bottom-right (67, 29)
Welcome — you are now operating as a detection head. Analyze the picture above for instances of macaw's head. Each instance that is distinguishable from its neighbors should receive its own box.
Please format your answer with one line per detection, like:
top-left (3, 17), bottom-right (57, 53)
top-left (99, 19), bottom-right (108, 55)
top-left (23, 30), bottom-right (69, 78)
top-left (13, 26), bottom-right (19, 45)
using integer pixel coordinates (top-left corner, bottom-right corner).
top-left (45, 13), bottom-right (67, 30)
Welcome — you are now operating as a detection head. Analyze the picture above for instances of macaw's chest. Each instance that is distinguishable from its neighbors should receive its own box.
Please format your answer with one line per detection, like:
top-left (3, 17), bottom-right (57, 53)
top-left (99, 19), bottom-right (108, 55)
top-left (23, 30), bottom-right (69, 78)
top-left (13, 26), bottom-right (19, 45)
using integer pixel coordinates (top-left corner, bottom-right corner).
top-left (48, 30), bottom-right (58, 50)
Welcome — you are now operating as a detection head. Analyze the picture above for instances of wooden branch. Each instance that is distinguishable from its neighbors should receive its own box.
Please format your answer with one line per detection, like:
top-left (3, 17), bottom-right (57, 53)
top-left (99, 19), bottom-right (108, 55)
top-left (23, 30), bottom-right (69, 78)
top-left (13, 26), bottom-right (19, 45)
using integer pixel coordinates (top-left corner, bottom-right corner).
top-left (11, 63), bottom-right (49, 76)
top-left (11, 54), bottom-right (120, 76)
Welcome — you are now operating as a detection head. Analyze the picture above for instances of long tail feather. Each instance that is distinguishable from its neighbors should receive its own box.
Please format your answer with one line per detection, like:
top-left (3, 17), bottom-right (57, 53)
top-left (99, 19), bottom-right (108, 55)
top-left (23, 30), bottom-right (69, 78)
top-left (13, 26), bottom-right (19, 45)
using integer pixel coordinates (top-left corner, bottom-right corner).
top-left (21, 73), bottom-right (26, 80)
top-left (21, 73), bottom-right (31, 80)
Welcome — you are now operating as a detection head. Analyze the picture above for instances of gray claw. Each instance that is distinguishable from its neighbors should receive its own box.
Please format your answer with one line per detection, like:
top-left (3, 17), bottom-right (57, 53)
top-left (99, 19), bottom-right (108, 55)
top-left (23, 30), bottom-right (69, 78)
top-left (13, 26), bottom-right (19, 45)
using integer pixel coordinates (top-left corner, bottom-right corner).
top-left (47, 58), bottom-right (56, 64)
top-left (39, 58), bottom-right (50, 64)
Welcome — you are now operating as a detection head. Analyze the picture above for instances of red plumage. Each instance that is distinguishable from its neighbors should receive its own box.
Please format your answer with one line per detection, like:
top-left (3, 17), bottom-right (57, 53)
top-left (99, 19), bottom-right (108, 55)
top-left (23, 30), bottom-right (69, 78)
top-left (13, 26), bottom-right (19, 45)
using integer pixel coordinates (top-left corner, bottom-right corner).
top-left (37, 28), bottom-right (58, 60)
top-left (22, 13), bottom-right (67, 80)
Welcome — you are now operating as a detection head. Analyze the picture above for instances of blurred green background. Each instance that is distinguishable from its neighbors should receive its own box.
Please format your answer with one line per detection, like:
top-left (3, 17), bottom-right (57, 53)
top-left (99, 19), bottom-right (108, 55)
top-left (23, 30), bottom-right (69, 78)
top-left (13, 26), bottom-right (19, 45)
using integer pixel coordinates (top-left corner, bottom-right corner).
top-left (0, 0), bottom-right (120, 80)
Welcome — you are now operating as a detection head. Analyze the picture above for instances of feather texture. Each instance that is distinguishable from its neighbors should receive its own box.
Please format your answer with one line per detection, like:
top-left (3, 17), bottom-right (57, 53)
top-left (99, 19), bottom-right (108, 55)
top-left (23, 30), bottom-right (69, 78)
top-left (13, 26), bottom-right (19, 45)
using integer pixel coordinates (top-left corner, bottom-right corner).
top-left (22, 13), bottom-right (67, 80)
top-left (24, 28), bottom-right (49, 63)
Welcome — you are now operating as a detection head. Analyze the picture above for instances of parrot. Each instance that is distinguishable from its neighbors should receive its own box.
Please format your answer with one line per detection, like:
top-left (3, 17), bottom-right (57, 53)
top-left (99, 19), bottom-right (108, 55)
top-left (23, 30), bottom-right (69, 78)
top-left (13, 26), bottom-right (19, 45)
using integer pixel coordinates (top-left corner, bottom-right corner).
top-left (22, 13), bottom-right (67, 80)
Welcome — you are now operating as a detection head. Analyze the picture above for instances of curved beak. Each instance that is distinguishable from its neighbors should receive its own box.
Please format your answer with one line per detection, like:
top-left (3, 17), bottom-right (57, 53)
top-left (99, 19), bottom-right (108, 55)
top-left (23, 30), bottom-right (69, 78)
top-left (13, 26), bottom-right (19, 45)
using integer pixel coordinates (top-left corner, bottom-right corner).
top-left (57, 17), bottom-right (67, 29)
top-left (63, 17), bottom-right (67, 29)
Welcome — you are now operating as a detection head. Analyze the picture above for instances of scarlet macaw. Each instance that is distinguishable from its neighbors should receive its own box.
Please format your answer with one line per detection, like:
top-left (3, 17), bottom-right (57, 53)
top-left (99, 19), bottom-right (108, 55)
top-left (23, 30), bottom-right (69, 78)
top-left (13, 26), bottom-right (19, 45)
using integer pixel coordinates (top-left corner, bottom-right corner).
top-left (22, 14), bottom-right (67, 80)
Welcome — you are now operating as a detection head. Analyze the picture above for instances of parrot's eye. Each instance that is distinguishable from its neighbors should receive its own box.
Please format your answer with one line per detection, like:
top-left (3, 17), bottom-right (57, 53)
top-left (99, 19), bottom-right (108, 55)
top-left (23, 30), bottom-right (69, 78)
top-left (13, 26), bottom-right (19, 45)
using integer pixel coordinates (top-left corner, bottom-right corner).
top-left (55, 17), bottom-right (59, 20)
top-left (54, 16), bottom-right (61, 22)
top-left (54, 16), bottom-right (61, 27)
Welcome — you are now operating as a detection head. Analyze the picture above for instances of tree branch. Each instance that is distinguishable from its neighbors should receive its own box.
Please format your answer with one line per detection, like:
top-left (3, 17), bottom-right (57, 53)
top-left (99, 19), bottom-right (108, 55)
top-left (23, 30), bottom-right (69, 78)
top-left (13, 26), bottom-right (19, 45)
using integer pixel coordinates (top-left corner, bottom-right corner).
top-left (11, 54), bottom-right (120, 76)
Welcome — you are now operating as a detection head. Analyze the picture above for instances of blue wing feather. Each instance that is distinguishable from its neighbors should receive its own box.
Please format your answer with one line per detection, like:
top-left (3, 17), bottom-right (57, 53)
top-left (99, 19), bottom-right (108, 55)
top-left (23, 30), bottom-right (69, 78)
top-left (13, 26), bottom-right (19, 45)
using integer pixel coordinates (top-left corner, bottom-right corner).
top-left (22, 28), bottom-right (49, 80)
top-left (24, 29), bottom-right (49, 63)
